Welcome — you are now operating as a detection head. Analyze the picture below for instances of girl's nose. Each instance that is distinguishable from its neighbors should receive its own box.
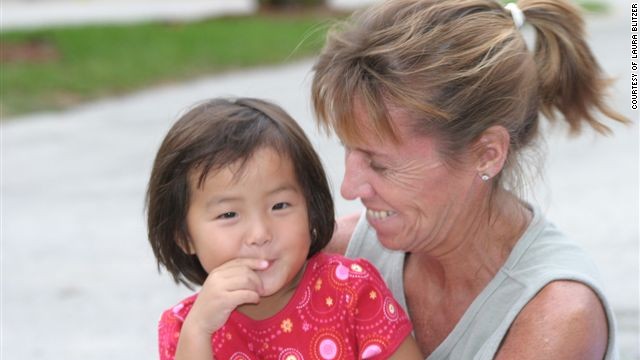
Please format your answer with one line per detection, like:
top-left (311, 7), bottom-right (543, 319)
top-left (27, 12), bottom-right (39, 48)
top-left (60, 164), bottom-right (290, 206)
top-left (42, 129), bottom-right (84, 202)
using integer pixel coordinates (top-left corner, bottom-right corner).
top-left (340, 149), bottom-right (375, 200)
top-left (247, 217), bottom-right (272, 247)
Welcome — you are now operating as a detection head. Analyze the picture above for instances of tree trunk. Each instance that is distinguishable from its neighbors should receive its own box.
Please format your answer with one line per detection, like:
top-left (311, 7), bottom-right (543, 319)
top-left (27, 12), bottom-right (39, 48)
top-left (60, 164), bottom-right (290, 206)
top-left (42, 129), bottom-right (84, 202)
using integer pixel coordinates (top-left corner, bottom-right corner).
top-left (258, 0), bottom-right (326, 11)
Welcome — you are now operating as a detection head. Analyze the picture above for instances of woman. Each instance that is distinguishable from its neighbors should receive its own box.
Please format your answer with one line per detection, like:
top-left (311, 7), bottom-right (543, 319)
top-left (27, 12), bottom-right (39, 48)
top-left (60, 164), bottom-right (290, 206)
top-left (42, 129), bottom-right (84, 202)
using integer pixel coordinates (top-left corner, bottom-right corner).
top-left (311, 0), bottom-right (629, 359)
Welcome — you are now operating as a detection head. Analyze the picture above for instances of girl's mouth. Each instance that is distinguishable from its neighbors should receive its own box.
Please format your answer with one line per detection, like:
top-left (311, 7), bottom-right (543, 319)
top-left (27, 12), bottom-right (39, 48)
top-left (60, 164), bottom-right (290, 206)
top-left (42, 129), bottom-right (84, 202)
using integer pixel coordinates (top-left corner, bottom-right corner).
top-left (258, 259), bottom-right (275, 271)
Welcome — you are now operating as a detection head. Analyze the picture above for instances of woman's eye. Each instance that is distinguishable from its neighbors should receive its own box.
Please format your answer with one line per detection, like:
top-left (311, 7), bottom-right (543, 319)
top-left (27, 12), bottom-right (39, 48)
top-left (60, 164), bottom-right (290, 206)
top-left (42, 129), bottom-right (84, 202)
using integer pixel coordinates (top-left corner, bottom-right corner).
top-left (272, 202), bottom-right (290, 210)
top-left (216, 212), bottom-right (237, 219)
top-left (370, 162), bottom-right (386, 172)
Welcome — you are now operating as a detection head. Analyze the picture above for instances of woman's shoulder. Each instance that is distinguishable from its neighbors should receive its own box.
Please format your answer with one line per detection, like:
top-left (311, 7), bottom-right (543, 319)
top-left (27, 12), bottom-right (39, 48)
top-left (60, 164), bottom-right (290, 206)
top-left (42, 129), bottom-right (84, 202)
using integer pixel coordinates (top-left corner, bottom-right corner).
top-left (323, 212), bottom-right (361, 255)
top-left (497, 207), bottom-right (612, 358)
top-left (496, 280), bottom-right (609, 359)
top-left (508, 207), bottom-right (601, 278)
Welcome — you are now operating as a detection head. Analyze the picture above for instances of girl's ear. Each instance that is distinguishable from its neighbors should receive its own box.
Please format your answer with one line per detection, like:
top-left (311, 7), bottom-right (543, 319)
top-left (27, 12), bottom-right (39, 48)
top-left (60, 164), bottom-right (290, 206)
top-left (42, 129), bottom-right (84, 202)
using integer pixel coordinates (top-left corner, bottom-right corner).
top-left (473, 125), bottom-right (510, 179)
top-left (176, 232), bottom-right (196, 255)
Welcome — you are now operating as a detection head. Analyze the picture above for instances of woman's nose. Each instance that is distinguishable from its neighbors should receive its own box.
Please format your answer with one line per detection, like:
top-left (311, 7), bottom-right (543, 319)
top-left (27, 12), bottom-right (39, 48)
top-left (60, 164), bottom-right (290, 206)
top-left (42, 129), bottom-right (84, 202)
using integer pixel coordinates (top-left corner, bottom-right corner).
top-left (340, 149), bottom-right (375, 200)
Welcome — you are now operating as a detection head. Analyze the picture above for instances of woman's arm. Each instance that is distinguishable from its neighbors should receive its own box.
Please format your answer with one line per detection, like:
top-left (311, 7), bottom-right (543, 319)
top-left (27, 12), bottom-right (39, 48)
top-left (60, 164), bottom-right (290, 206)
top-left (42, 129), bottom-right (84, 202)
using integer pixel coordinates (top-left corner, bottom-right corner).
top-left (323, 213), bottom-right (360, 255)
top-left (495, 280), bottom-right (608, 360)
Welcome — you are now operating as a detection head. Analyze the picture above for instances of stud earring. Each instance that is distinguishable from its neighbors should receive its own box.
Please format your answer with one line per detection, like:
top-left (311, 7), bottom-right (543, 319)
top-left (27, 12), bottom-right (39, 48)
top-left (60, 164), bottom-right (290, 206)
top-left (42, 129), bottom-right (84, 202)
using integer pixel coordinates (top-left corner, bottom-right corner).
top-left (480, 174), bottom-right (490, 181)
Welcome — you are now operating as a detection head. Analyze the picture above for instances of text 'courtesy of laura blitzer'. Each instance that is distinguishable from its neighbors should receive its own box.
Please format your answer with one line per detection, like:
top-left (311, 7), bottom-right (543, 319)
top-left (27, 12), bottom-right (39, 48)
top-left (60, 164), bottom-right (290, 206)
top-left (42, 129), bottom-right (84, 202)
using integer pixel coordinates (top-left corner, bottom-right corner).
top-left (632, 3), bottom-right (638, 110)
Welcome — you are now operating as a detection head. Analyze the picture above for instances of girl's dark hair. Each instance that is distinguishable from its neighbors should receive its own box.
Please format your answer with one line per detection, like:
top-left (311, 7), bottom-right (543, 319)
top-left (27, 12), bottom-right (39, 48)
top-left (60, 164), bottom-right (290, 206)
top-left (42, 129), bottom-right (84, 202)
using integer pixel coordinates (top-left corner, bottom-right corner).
top-left (146, 98), bottom-right (335, 288)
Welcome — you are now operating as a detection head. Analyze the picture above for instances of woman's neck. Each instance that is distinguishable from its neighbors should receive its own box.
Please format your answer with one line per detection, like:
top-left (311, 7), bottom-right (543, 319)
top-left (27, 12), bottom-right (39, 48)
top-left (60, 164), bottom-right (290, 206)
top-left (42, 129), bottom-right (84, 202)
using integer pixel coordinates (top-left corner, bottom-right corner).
top-left (409, 189), bottom-right (531, 296)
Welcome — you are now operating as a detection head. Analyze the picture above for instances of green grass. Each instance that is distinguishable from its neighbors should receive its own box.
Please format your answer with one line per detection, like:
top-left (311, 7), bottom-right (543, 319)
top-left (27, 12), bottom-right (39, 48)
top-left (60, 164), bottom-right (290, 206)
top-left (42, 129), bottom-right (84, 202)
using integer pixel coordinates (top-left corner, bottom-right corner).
top-left (500, 0), bottom-right (609, 12)
top-left (575, 0), bottom-right (609, 13)
top-left (0, 1), bottom-right (609, 119)
top-left (0, 13), bottom-right (335, 118)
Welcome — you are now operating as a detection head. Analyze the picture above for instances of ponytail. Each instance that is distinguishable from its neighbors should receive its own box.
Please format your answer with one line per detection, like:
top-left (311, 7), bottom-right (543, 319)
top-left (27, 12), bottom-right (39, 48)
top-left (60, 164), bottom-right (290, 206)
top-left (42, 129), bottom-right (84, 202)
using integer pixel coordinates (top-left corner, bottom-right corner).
top-left (520, 0), bottom-right (629, 134)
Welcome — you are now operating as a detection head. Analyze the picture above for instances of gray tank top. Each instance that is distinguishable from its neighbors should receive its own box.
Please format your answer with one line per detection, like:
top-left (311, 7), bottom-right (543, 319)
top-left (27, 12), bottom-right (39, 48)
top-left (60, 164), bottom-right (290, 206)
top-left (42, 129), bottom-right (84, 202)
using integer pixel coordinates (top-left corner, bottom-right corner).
top-left (345, 206), bottom-right (618, 359)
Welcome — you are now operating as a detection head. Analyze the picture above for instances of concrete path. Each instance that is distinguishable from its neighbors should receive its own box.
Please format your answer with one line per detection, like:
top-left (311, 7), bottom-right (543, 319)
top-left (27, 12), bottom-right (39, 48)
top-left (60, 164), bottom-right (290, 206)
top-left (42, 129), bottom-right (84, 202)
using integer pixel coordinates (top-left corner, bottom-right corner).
top-left (0, 0), bottom-right (378, 30)
top-left (2, 5), bottom-right (638, 360)
top-left (1, 0), bottom-right (256, 30)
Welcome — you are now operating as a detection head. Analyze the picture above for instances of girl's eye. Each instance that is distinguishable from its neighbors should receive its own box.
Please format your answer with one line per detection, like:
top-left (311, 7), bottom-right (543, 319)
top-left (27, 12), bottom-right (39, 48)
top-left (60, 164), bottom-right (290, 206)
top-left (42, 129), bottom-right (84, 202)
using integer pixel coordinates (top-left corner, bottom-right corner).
top-left (216, 212), bottom-right (237, 219)
top-left (272, 202), bottom-right (290, 210)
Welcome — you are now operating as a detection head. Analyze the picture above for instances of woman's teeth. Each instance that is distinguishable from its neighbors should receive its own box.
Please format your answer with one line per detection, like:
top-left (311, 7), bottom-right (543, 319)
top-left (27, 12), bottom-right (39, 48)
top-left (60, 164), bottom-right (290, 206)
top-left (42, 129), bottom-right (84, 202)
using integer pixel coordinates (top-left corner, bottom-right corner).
top-left (367, 209), bottom-right (395, 219)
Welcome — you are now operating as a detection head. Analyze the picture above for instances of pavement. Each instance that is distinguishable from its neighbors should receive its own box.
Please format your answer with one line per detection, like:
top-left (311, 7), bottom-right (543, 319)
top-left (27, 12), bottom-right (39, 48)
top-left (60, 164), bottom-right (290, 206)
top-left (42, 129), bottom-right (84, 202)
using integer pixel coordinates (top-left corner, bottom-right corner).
top-left (1, 1), bottom-right (639, 359)
top-left (0, 0), bottom-right (379, 30)
top-left (1, 0), bottom-right (257, 30)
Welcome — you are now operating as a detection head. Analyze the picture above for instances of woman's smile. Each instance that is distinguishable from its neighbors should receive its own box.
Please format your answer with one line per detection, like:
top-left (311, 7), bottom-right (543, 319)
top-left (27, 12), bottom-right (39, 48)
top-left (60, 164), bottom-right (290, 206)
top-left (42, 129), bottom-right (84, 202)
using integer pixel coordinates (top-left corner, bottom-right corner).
top-left (366, 208), bottom-right (397, 221)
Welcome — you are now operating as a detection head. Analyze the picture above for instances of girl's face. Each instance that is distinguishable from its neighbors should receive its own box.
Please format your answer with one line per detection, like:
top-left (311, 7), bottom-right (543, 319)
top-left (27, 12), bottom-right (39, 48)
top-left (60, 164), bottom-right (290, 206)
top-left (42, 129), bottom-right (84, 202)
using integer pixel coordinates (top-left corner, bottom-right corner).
top-left (185, 147), bottom-right (310, 297)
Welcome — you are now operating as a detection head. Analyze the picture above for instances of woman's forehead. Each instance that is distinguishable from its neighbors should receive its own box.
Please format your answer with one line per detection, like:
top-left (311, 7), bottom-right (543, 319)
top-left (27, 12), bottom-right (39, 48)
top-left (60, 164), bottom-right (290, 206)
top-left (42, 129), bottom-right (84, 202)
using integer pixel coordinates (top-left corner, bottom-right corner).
top-left (342, 100), bottom-right (421, 146)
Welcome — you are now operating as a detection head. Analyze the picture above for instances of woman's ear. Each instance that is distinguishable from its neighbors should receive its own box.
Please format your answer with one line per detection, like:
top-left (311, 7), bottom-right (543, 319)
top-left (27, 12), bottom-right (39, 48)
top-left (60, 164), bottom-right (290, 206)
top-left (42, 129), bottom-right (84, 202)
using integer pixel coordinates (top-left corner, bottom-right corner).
top-left (473, 125), bottom-right (510, 180)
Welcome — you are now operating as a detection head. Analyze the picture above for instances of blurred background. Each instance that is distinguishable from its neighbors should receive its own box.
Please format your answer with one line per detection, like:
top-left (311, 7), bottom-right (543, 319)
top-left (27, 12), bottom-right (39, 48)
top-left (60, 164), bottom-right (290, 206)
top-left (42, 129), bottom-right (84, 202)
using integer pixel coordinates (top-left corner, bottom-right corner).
top-left (1, 0), bottom-right (638, 359)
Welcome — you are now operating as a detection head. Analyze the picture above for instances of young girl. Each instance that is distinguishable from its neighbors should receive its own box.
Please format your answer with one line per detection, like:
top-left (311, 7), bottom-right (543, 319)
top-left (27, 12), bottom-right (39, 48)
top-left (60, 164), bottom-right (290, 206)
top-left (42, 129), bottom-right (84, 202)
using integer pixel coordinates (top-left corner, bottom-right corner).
top-left (146, 98), bottom-right (422, 359)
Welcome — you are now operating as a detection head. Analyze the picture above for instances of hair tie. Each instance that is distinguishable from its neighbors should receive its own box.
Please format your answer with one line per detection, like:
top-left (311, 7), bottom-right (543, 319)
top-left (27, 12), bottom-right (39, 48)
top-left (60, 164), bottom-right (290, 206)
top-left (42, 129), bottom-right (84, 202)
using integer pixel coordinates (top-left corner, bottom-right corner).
top-left (504, 2), bottom-right (525, 29)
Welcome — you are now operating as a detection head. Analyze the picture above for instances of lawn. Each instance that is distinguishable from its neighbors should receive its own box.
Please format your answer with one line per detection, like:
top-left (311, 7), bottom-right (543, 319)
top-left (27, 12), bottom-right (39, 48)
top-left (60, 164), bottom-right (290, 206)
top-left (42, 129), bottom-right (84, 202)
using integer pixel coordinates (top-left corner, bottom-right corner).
top-left (0, 1), bottom-right (609, 119)
top-left (0, 12), bottom-right (337, 118)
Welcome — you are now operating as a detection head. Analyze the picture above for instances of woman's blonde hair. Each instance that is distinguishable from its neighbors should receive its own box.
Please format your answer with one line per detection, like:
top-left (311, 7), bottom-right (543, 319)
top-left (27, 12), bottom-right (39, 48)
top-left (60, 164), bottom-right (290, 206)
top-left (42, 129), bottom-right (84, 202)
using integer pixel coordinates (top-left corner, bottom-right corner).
top-left (312, 0), bottom-right (628, 189)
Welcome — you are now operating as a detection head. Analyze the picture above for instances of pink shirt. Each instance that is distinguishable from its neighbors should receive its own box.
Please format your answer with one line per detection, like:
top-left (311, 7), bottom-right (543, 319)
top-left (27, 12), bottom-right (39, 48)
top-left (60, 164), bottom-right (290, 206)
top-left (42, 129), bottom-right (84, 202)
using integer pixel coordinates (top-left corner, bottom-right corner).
top-left (158, 253), bottom-right (413, 359)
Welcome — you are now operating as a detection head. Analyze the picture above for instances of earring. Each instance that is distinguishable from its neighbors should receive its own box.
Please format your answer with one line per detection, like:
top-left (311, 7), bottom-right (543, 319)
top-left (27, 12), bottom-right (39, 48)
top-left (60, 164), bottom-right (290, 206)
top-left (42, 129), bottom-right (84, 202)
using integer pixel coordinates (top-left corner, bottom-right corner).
top-left (480, 174), bottom-right (490, 181)
top-left (312, 228), bottom-right (318, 240)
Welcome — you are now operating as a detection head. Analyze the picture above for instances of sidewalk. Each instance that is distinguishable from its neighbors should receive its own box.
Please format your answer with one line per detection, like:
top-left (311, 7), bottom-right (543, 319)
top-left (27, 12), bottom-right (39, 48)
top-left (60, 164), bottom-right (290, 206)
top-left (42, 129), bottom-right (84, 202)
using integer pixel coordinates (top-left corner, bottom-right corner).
top-left (0, 0), bottom-right (379, 30)
top-left (1, 0), bottom-right (632, 32)
top-left (1, 3), bottom-right (638, 360)
top-left (1, 0), bottom-right (256, 30)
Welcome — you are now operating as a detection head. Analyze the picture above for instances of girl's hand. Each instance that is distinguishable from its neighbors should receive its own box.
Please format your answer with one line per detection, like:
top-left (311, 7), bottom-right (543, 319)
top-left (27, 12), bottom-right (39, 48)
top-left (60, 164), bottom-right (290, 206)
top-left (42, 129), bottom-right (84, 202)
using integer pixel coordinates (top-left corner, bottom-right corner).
top-left (174, 258), bottom-right (267, 360)
top-left (181, 258), bottom-right (268, 336)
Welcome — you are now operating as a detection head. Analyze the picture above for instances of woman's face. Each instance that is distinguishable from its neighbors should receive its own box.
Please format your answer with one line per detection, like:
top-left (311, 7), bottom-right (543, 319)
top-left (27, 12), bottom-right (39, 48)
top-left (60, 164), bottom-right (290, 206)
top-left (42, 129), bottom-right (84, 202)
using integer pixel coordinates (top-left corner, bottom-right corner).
top-left (340, 103), bottom-right (480, 253)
